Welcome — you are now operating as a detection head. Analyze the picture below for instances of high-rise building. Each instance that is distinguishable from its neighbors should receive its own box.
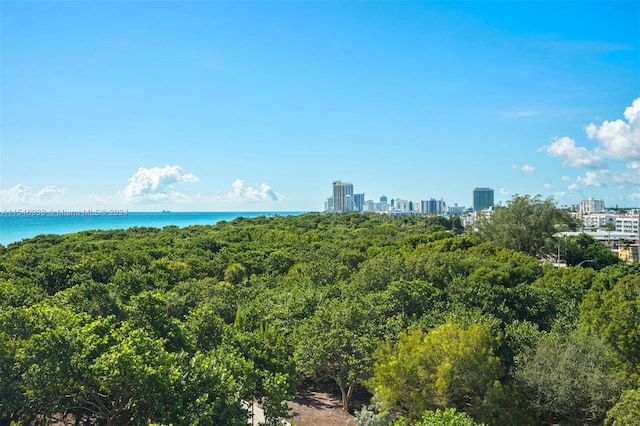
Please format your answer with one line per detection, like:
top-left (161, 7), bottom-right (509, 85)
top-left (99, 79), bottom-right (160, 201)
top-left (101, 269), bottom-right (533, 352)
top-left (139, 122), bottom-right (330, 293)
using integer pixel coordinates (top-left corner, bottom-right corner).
top-left (473, 187), bottom-right (494, 212)
top-left (380, 195), bottom-right (388, 212)
top-left (353, 193), bottom-right (365, 212)
top-left (579, 198), bottom-right (605, 217)
top-left (395, 198), bottom-right (409, 212)
top-left (325, 196), bottom-right (333, 212)
top-left (421, 198), bottom-right (446, 215)
top-left (332, 181), bottom-right (354, 213)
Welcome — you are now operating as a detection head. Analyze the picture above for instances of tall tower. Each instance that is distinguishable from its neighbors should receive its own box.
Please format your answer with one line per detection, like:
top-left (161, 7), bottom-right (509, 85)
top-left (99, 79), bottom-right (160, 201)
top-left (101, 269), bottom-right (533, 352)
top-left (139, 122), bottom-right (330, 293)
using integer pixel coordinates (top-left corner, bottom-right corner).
top-left (353, 193), bottom-right (365, 212)
top-left (579, 198), bottom-right (605, 218)
top-left (473, 187), bottom-right (494, 212)
top-left (380, 195), bottom-right (388, 212)
top-left (332, 181), bottom-right (354, 213)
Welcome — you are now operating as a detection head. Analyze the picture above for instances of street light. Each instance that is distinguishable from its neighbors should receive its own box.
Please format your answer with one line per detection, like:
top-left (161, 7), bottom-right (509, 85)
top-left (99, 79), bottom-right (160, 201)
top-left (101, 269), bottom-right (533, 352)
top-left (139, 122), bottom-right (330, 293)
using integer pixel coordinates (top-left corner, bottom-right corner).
top-left (577, 259), bottom-right (595, 267)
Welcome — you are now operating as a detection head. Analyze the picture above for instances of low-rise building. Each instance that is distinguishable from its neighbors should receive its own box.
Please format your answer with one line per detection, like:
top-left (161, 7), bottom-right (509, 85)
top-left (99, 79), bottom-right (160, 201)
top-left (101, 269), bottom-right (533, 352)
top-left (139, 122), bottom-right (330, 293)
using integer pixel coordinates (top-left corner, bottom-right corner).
top-left (616, 214), bottom-right (640, 233)
top-left (582, 213), bottom-right (616, 229)
top-left (618, 243), bottom-right (640, 263)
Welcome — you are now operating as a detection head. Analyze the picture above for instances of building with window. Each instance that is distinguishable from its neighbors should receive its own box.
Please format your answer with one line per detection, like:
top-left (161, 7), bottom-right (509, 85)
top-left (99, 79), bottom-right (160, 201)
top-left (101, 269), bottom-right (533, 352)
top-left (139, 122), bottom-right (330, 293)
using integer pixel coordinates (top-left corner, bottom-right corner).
top-left (473, 187), bottom-right (494, 212)
top-left (582, 213), bottom-right (616, 229)
top-left (329, 180), bottom-right (354, 213)
top-left (336, 181), bottom-right (353, 212)
top-left (619, 243), bottom-right (640, 263)
top-left (421, 198), bottom-right (446, 215)
top-left (616, 214), bottom-right (639, 233)
top-left (579, 198), bottom-right (605, 217)
top-left (353, 193), bottom-right (365, 212)
top-left (380, 195), bottom-right (388, 212)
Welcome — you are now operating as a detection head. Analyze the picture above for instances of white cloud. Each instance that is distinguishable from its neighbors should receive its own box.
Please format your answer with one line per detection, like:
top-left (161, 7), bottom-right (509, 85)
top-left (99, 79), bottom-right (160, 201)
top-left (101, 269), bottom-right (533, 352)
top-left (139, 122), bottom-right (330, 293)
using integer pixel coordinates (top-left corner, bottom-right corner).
top-left (541, 98), bottom-right (640, 194)
top-left (521, 164), bottom-right (536, 174)
top-left (223, 179), bottom-right (281, 202)
top-left (0, 184), bottom-right (66, 206)
top-left (544, 183), bottom-right (553, 190)
top-left (92, 170), bottom-right (284, 207)
top-left (576, 171), bottom-right (605, 188)
top-left (499, 188), bottom-right (509, 196)
top-left (119, 165), bottom-right (199, 203)
top-left (568, 161), bottom-right (640, 190)
top-left (540, 136), bottom-right (602, 168)
top-left (36, 185), bottom-right (66, 200)
top-left (584, 98), bottom-right (640, 161)
top-left (561, 176), bottom-right (572, 182)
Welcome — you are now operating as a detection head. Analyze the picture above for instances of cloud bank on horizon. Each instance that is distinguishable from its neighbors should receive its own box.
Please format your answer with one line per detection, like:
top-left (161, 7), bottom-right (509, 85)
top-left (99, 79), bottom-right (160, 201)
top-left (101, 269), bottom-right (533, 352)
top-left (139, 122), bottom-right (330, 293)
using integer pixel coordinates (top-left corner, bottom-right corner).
top-left (112, 167), bottom-right (284, 205)
top-left (119, 165), bottom-right (199, 203)
top-left (224, 179), bottom-right (281, 203)
top-left (0, 165), bottom-right (284, 209)
top-left (541, 98), bottom-right (640, 200)
top-left (0, 184), bottom-right (66, 205)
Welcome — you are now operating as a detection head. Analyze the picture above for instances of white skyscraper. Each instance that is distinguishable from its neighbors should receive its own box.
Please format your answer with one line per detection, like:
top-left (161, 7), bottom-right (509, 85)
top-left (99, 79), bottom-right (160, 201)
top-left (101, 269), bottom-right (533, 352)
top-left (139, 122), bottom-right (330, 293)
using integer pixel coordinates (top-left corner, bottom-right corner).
top-left (579, 198), bottom-right (605, 217)
top-left (332, 181), bottom-right (354, 213)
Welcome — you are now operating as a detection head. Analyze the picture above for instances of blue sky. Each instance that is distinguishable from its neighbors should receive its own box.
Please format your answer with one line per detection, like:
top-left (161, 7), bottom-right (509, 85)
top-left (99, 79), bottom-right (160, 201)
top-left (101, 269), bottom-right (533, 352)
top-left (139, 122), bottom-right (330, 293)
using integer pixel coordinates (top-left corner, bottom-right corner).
top-left (1, 1), bottom-right (639, 212)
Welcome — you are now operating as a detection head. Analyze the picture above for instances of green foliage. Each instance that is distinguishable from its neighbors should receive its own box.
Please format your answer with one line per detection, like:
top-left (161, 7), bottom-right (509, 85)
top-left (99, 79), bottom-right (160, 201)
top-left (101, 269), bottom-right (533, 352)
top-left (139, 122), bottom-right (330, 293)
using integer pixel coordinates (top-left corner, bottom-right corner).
top-left (369, 322), bottom-right (502, 421)
top-left (127, 291), bottom-right (189, 352)
top-left (0, 210), bottom-right (635, 425)
top-left (580, 274), bottom-right (640, 379)
top-left (181, 304), bottom-right (226, 352)
top-left (530, 265), bottom-right (597, 332)
top-left (171, 349), bottom-right (252, 426)
top-left (514, 331), bottom-right (628, 425)
top-left (563, 233), bottom-right (620, 270)
top-left (392, 407), bottom-right (486, 426)
top-left (223, 324), bottom-right (296, 421)
top-left (605, 388), bottom-right (640, 426)
top-left (294, 299), bottom-right (382, 411)
top-left (224, 262), bottom-right (247, 285)
top-left (475, 194), bottom-right (570, 257)
top-left (464, 378), bottom-right (538, 425)
top-left (353, 400), bottom-right (390, 426)
top-left (501, 320), bottom-right (543, 368)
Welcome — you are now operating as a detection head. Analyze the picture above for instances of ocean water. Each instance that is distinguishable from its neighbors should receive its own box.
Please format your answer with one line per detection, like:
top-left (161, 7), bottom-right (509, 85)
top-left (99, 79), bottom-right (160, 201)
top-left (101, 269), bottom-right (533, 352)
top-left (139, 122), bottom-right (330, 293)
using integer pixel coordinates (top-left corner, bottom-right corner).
top-left (0, 211), bottom-right (305, 247)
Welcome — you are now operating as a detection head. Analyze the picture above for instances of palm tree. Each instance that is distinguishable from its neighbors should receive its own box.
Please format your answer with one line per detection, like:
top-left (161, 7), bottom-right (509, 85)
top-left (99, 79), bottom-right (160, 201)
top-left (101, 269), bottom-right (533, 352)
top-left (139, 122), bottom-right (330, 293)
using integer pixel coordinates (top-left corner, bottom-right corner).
top-left (603, 223), bottom-right (616, 250)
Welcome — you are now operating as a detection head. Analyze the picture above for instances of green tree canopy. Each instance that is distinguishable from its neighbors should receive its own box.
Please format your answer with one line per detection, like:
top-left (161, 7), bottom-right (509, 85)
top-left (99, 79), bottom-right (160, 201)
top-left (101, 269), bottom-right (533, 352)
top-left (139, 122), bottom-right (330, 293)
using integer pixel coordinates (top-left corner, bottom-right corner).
top-left (514, 332), bottom-right (628, 425)
top-left (562, 233), bottom-right (620, 270)
top-left (580, 274), bottom-right (640, 378)
top-left (294, 299), bottom-right (382, 412)
top-left (392, 407), bottom-right (486, 426)
top-left (369, 322), bottom-right (502, 421)
top-left (605, 388), bottom-right (640, 426)
top-left (475, 195), bottom-right (570, 257)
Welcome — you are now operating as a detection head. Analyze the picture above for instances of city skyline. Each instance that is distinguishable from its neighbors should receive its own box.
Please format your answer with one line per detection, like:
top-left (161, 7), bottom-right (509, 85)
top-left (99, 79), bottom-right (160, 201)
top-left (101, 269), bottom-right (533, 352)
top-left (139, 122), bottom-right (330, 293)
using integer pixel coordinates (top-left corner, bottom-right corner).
top-left (326, 179), bottom-right (460, 214)
top-left (325, 181), bottom-right (639, 215)
top-left (2, 2), bottom-right (639, 212)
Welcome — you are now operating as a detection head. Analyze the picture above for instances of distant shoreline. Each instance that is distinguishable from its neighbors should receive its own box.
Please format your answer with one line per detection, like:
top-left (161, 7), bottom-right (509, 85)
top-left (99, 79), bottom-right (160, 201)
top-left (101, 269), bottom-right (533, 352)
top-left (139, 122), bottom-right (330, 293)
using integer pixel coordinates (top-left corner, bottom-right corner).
top-left (0, 211), bottom-right (307, 247)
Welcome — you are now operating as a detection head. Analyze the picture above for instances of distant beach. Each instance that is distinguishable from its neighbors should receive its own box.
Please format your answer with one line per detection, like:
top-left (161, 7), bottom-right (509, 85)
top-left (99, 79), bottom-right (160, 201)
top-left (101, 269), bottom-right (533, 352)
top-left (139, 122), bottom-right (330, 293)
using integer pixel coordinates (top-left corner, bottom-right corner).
top-left (0, 211), bottom-right (305, 246)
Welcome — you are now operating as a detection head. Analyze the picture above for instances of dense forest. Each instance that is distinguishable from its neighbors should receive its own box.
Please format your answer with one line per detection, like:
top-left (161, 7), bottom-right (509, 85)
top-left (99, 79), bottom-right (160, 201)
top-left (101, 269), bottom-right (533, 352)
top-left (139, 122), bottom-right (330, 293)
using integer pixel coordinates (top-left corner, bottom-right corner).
top-left (1, 196), bottom-right (639, 426)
